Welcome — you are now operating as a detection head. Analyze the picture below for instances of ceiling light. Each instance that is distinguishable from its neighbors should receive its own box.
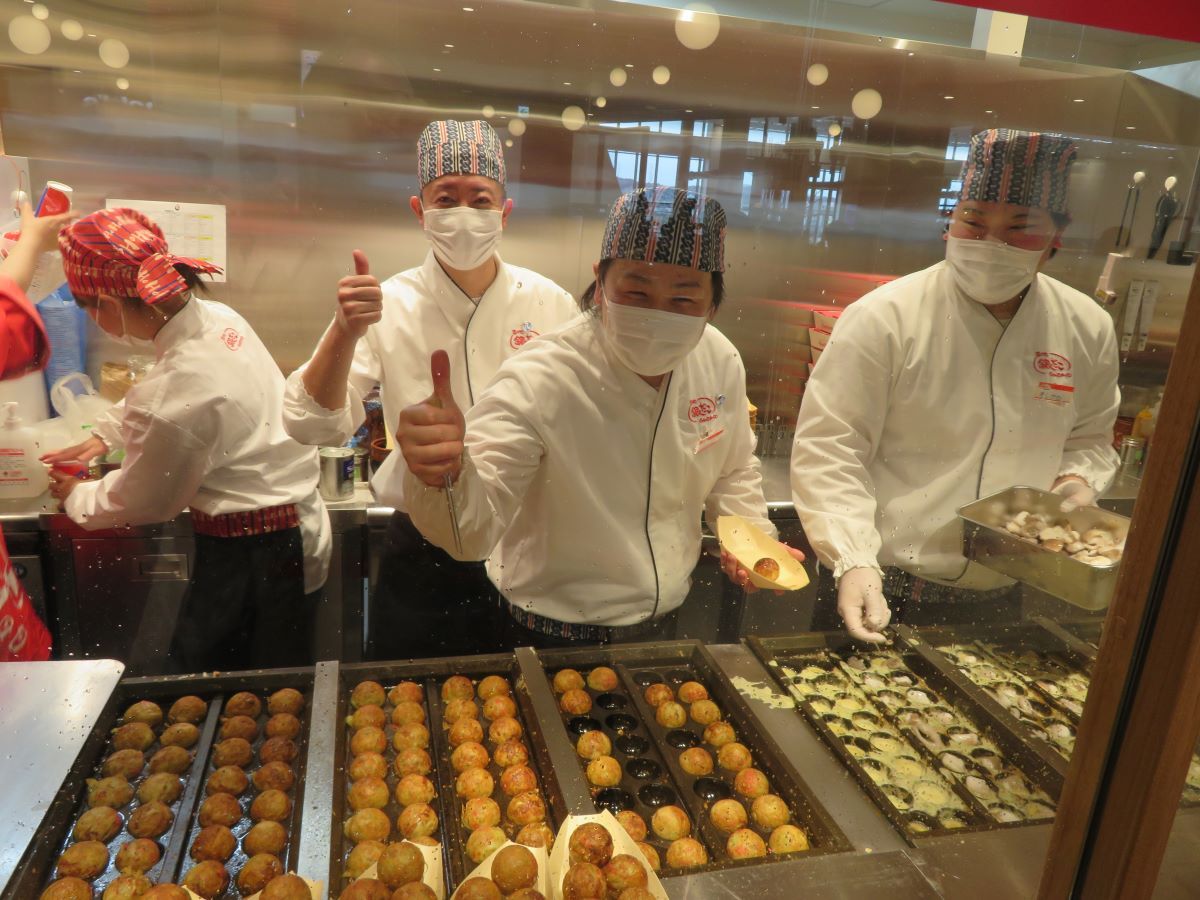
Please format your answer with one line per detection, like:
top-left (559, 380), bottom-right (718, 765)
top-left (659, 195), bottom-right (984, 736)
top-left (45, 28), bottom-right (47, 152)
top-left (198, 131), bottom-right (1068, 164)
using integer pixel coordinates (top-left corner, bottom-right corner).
top-left (625, 63), bottom-right (634, 68)
top-left (1125, 125), bottom-right (1136, 130)
top-left (444, 43), bottom-right (454, 48)
top-left (462, 6), bottom-right (475, 10)
top-left (943, 95), bottom-right (954, 100)
top-left (563, 81), bottom-right (571, 86)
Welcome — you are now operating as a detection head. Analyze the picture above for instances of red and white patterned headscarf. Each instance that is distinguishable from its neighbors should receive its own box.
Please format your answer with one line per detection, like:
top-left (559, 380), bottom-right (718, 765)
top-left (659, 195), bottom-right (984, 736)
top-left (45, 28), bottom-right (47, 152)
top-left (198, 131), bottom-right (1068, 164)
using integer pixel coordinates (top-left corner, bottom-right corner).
top-left (58, 207), bottom-right (223, 305)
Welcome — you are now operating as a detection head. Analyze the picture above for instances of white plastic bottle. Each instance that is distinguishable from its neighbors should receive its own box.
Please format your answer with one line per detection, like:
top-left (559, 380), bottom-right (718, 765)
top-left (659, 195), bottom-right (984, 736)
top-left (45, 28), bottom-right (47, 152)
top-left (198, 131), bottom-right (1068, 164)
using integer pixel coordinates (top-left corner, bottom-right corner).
top-left (0, 401), bottom-right (48, 499)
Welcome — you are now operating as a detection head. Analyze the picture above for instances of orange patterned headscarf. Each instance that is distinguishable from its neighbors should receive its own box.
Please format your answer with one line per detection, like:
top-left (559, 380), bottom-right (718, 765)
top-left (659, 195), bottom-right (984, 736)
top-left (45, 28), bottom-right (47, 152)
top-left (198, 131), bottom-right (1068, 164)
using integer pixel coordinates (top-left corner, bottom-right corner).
top-left (59, 207), bottom-right (223, 304)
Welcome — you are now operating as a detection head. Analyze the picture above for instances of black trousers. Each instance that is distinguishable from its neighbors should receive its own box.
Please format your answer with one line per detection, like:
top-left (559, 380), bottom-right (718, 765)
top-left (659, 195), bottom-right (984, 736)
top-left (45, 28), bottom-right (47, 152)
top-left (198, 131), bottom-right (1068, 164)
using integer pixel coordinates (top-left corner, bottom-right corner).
top-left (810, 566), bottom-right (1022, 632)
top-left (496, 606), bottom-right (681, 651)
top-left (170, 527), bottom-right (319, 672)
top-left (368, 512), bottom-right (504, 660)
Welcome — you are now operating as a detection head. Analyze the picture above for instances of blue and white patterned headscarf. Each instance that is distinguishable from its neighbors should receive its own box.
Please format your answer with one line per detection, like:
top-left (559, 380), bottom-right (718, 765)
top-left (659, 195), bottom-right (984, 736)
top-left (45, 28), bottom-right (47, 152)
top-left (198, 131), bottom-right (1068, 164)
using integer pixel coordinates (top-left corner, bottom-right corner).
top-left (601, 188), bottom-right (726, 273)
top-left (959, 129), bottom-right (1077, 216)
top-left (416, 120), bottom-right (506, 188)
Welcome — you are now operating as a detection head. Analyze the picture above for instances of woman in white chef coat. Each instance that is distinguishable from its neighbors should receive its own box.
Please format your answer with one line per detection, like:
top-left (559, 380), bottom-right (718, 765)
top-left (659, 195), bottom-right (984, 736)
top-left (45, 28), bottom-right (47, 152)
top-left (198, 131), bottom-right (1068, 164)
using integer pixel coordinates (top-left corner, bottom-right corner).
top-left (791, 129), bottom-right (1120, 643)
top-left (43, 207), bottom-right (331, 669)
top-left (393, 188), bottom-right (800, 646)
top-left (283, 119), bottom-right (578, 658)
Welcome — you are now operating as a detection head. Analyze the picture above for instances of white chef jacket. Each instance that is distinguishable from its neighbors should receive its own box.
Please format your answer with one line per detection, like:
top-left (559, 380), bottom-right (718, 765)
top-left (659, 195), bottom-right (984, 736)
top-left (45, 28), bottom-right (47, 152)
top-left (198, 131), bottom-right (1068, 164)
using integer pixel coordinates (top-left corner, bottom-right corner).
top-left (791, 262), bottom-right (1120, 589)
top-left (68, 297), bottom-right (332, 593)
top-left (282, 252), bottom-right (579, 509)
top-left (399, 313), bottom-right (777, 626)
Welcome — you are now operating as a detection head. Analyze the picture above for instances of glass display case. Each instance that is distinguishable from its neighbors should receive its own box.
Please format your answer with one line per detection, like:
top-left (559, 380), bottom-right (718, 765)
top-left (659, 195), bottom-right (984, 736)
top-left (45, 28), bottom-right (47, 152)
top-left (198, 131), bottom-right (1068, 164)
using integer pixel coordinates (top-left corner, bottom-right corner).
top-left (1, 0), bottom-right (1199, 898)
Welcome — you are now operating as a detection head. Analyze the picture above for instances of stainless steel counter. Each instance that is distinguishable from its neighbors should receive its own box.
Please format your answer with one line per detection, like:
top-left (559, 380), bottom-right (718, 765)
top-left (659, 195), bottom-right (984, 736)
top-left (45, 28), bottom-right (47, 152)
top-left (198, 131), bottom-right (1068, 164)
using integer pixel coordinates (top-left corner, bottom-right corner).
top-left (0, 659), bottom-right (124, 894)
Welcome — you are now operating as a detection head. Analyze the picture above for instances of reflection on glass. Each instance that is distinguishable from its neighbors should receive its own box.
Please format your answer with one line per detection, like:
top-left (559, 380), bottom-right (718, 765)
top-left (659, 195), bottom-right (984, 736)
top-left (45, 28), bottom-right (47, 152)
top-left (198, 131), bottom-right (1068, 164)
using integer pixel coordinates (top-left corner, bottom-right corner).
top-left (8, 15), bottom-right (51, 55)
top-left (675, 4), bottom-right (720, 51)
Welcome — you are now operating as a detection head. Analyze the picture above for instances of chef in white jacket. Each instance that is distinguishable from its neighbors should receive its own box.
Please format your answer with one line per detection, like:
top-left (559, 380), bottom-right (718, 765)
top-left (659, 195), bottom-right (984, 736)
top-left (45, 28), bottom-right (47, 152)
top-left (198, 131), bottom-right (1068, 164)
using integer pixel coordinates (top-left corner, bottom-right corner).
top-left (792, 129), bottom-right (1119, 643)
top-left (282, 119), bottom-right (578, 657)
top-left (44, 207), bottom-right (331, 670)
top-left (395, 188), bottom-right (799, 647)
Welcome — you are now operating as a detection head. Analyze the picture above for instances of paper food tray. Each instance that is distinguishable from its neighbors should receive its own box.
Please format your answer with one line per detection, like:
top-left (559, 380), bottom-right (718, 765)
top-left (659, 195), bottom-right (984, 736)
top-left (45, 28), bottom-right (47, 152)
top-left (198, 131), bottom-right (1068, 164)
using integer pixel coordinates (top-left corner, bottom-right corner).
top-left (717, 514), bottom-right (810, 591)
top-left (450, 840), bottom-right (549, 898)
top-left (548, 810), bottom-right (669, 900)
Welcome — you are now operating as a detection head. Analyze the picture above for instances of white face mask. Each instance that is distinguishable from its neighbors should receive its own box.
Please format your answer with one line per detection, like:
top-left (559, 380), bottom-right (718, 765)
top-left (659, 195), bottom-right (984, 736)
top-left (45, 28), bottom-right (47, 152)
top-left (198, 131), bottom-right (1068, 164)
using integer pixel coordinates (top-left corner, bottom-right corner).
top-left (599, 288), bottom-right (708, 377)
top-left (944, 235), bottom-right (1045, 305)
top-left (422, 206), bottom-right (503, 271)
top-left (94, 296), bottom-right (165, 349)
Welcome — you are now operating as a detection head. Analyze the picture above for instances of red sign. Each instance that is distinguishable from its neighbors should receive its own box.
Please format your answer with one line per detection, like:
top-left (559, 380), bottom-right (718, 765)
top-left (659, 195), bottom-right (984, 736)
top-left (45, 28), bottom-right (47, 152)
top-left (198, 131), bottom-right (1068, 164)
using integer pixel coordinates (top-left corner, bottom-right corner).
top-left (689, 397), bottom-right (719, 423)
top-left (220, 328), bottom-right (244, 351)
top-left (938, 0), bottom-right (1200, 44)
top-left (1034, 351), bottom-right (1072, 378)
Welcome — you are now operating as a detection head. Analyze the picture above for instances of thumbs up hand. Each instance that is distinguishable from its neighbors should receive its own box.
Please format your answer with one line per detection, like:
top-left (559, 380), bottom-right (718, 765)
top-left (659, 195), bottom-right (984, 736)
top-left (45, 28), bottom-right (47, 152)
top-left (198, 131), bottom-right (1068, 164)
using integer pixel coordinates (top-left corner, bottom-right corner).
top-left (398, 350), bottom-right (466, 487)
top-left (335, 249), bottom-right (383, 339)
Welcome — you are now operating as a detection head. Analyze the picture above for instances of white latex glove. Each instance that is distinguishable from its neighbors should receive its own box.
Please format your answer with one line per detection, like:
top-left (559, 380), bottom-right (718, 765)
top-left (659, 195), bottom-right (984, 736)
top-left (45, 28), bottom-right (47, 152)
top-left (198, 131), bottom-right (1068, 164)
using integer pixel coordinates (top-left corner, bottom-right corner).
top-left (837, 567), bottom-right (890, 643)
top-left (1051, 476), bottom-right (1097, 513)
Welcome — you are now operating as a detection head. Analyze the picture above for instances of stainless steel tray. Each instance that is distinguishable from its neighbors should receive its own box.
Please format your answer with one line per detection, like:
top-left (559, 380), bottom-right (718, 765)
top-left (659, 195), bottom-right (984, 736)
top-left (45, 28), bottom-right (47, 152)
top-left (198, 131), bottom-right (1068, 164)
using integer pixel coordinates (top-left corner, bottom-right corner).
top-left (958, 486), bottom-right (1129, 610)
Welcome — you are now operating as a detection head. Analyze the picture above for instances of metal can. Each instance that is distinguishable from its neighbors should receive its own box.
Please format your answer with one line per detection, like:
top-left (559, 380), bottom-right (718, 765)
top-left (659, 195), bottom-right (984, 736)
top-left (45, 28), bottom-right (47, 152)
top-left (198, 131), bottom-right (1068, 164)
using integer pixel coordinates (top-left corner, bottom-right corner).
top-left (318, 447), bottom-right (355, 500)
top-left (353, 446), bottom-right (369, 483)
top-left (1118, 436), bottom-right (1145, 477)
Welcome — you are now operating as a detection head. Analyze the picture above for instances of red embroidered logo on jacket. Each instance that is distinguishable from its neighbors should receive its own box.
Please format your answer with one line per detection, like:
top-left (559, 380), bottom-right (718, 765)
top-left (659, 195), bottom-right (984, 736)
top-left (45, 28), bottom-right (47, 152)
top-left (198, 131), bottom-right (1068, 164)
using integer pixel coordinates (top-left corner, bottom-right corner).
top-left (689, 397), bottom-right (718, 423)
top-left (509, 326), bottom-right (539, 349)
top-left (221, 328), bottom-right (244, 351)
top-left (1033, 351), bottom-right (1071, 378)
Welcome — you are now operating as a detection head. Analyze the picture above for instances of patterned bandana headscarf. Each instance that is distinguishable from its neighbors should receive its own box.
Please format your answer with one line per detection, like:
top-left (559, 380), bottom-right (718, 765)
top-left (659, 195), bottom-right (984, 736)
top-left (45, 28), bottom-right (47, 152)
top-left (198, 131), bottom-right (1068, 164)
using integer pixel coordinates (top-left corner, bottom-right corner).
top-left (959, 129), bottom-right (1077, 216)
top-left (601, 188), bottom-right (726, 273)
top-left (58, 208), bottom-right (223, 305)
top-left (416, 120), bottom-right (506, 188)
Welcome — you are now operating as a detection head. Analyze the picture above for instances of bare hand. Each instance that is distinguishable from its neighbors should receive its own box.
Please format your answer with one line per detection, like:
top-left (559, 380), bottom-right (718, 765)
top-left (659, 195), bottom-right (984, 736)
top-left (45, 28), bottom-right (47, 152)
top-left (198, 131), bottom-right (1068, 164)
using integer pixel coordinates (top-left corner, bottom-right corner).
top-left (48, 469), bottom-right (82, 505)
top-left (18, 198), bottom-right (76, 255)
top-left (397, 349), bottom-right (465, 487)
top-left (41, 435), bottom-right (107, 466)
top-left (721, 544), bottom-right (805, 595)
top-left (335, 250), bottom-right (383, 339)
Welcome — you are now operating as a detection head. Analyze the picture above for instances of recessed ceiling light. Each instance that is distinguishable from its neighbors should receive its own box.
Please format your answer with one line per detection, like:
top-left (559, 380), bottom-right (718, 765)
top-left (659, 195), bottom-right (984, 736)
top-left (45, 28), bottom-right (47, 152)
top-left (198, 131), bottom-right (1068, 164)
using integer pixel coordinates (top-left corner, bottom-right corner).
top-left (1125, 125), bottom-right (1136, 130)
top-left (943, 95), bottom-right (955, 100)
top-left (985, 109), bottom-right (993, 113)
top-left (907, 51), bottom-right (915, 56)
top-left (444, 43), bottom-right (454, 48)
top-left (685, 108), bottom-right (693, 112)
top-left (462, 5), bottom-right (474, 10)
top-left (433, 67), bottom-right (442, 72)
top-left (563, 81), bottom-right (571, 86)
top-left (625, 63), bottom-right (634, 68)
top-left (811, 105), bottom-right (820, 109)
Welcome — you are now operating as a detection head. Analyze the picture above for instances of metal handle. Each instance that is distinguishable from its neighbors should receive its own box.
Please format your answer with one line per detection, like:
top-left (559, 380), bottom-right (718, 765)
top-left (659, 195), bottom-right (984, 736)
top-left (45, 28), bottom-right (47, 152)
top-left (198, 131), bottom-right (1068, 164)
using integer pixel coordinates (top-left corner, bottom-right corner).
top-left (134, 554), bottom-right (188, 581)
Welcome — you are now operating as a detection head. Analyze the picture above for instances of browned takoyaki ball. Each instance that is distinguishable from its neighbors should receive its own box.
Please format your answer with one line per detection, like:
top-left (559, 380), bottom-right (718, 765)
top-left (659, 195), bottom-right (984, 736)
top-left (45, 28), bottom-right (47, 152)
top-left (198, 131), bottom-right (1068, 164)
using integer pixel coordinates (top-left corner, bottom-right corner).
top-left (160, 723), bottom-right (200, 748)
top-left (102, 873), bottom-right (153, 900)
top-left (266, 713), bottom-right (302, 740)
top-left (344, 808), bottom-right (392, 843)
top-left (377, 841), bottom-right (426, 888)
top-left (148, 745), bottom-right (192, 775)
top-left (500, 764), bottom-right (539, 796)
top-left (552, 669), bottom-right (585, 693)
top-left (199, 792), bottom-right (244, 828)
top-left (477, 675), bottom-right (511, 700)
top-left (219, 716), bottom-right (258, 743)
top-left (455, 767), bottom-right (494, 800)
top-left (391, 701), bottom-right (427, 727)
top-left (392, 884), bottom-right (438, 900)
top-left (586, 667), bottom-right (619, 692)
top-left (168, 695), bottom-right (208, 724)
top-left (102, 749), bottom-right (146, 780)
top-left (346, 705), bottom-right (387, 732)
top-left (568, 822), bottom-right (614, 867)
top-left (463, 797), bottom-right (501, 830)
top-left (127, 801), bottom-right (174, 839)
top-left (447, 718), bottom-right (484, 748)
top-left (493, 740), bottom-right (529, 769)
top-left (643, 684), bottom-right (674, 707)
top-left (137, 773), bottom-right (183, 805)
top-left (86, 775), bottom-right (133, 809)
top-left (616, 811), bottom-right (647, 842)
top-left (212, 737), bottom-right (254, 769)
top-left (454, 880), bottom-right (500, 900)
top-left (393, 748), bottom-right (432, 778)
top-left (482, 695), bottom-right (518, 721)
top-left (450, 741), bottom-right (490, 773)
top-left (250, 788), bottom-right (292, 822)
top-left (388, 681), bottom-right (423, 706)
top-left (350, 726), bottom-right (388, 757)
top-left (339, 880), bottom-right (391, 900)
top-left (142, 886), bottom-right (190, 900)
top-left (115, 838), bottom-right (161, 874)
top-left (490, 844), bottom-right (537, 895)
top-left (391, 724), bottom-right (431, 752)
top-left (39, 877), bottom-right (91, 900)
top-left (190, 824), bottom-right (237, 862)
top-left (73, 805), bottom-right (122, 842)
top-left (487, 716), bottom-right (523, 745)
top-left (348, 776), bottom-right (390, 811)
top-left (253, 761), bottom-right (296, 793)
top-left (349, 751), bottom-right (388, 782)
top-left (441, 675), bottom-right (474, 702)
top-left (345, 840), bottom-right (385, 878)
top-left (395, 774), bottom-right (436, 807)
top-left (238, 853), bottom-right (284, 895)
top-left (123, 700), bottom-right (164, 728)
top-left (224, 691), bottom-right (263, 719)
top-left (465, 826), bottom-right (507, 865)
top-left (267, 687), bottom-right (305, 716)
top-left (206, 765), bottom-right (249, 796)
top-left (396, 803), bottom-right (438, 841)
top-left (259, 737), bottom-right (298, 765)
top-left (516, 822), bottom-right (555, 850)
top-left (351, 681), bottom-right (387, 710)
top-left (112, 722), bottom-right (156, 752)
top-left (603, 855), bottom-right (649, 895)
top-left (559, 690), bottom-right (591, 716)
top-left (507, 791), bottom-right (547, 827)
top-left (243, 820), bottom-right (288, 856)
top-left (441, 698), bottom-right (478, 725)
top-left (561, 862), bottom-right (605, 900)
top-left (183, 860), bottom-right (230, 899)
top-left (56, 841), bottom-right (108, 879)
top-left (261, 874), bottom-right (313, 900)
